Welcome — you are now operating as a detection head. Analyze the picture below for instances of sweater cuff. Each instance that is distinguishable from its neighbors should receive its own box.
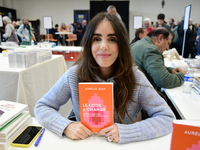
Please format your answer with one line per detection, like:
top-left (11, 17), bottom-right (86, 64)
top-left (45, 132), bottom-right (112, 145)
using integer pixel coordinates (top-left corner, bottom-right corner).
top-left (58, 118), bottom-right (75, 137)
top-left (115, 123), bottom-right (141, 144)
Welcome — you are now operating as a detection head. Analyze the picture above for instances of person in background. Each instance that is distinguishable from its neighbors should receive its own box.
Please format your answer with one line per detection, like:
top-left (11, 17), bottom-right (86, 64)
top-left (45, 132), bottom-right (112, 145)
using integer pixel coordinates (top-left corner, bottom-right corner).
top-left (35, 12), bottom-right (175, 144)
top-left (12, 21), bottom-right (21, 44)
top-left (143, 18), bottom-right (154, 33)
top-left (54, 24), bottom-right (59, 31)
top-left (58, 22), bottom-right (70, 46)
top-left (2, 16), bottom-right (19, 44)
top-left (169, 18), bottom-right (177, 31)
top-left (16, 18), bottom-right (22, 28)
top-left (131, 27), bottom-right (187, 91)
top-left (177, 20), bottom-right (181, 25)
top-left (130, 28), bottom-right (147, 44)
top-left (176, 17), bottom-right (193, 58)
top-left (75, 23), bottom-right (83, 46)
top-left (107, 5), bottom-right (121, 20)
top-left (12, 21), bottom-right (17, 31)
top-left (189, 18), bottom-right (198, 58)
top-left (82, 19), bottom-right (87, 36)
top-left (17, 17), bottom-right (35, 45)
top-left (69, 21), bottom-right (77, 34)
top-left (194, 22), bottom-right (199, 29)
top-left (47, 23), bottom-right (59, 45)
top-left (196, 27), bottom-right (200, 55)
top-left (156, 13), bottom-right (170, 31)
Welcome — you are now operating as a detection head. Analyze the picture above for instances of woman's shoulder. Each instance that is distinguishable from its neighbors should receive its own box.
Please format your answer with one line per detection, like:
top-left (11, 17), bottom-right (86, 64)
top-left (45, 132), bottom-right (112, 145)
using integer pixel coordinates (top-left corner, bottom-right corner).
top-left (65, 65), bottom-right (79, 76)
top-left (132, 65), bottom-right (150, 84)
top-left (7, 24), bottom-right (14, 29)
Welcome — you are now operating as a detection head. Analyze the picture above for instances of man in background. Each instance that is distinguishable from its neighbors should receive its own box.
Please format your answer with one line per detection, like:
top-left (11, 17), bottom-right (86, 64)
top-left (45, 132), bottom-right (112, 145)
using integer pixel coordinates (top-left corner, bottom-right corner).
top-left (169, 18), bottom-right (177, 31)
top-left (107, 5), bottom-right (121, 20)
top-left (156, 13), bottom-right (170, 31)
top-left (131, 28), bottom-right (186, 91)
top-left (82, 20), bottom-right (87, 36)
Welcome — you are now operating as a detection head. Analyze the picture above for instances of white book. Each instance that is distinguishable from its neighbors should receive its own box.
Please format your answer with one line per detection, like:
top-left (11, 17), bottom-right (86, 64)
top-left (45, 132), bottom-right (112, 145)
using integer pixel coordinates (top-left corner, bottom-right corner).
top-left (0, 100), bottom-right (28, 130)
top-left (0, 117), bottom-right (32, 150)
top-left (0, 111), bottom-right (30, 139)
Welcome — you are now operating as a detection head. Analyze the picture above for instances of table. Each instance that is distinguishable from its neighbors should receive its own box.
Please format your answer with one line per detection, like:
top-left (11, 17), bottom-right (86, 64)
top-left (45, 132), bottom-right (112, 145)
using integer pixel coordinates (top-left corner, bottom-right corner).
top-left (7, 118), bottom-right (172, 150)
top-left (163, 87), bottom-right (200, 120)
top-left (0, 45), bottom-right (83, 52)
top-left (55, 32), bottom-right (72, 46)
top-left (39, 46), bottom-right (83, 52)
top-left (0, 54), bottom-right (67, 116)
top-left (164, 57), bottom-right (200, 120)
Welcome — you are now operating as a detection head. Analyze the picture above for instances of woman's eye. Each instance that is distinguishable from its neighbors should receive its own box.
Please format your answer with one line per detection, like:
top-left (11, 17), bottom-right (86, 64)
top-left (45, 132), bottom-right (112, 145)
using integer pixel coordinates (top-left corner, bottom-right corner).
top-left (109, 37), bottom-right (117, 42)
top-left (93, 37), bottom-right (101, 42)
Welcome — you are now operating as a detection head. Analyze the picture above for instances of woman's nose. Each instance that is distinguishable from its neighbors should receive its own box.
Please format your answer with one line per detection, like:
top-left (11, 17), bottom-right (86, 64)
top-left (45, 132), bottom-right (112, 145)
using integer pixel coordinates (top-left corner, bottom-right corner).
top-left (100, 40), bottom-right (108, 50)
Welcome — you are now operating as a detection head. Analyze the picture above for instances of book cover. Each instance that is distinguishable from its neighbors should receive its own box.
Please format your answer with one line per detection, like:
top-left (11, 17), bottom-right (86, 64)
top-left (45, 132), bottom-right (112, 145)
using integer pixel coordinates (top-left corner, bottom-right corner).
top-left (79, 82), bottom-right (113, 133)
top-left (0, 100), bottom-right (28, 129)
top-left (170, 120), bottom-right (200, 150)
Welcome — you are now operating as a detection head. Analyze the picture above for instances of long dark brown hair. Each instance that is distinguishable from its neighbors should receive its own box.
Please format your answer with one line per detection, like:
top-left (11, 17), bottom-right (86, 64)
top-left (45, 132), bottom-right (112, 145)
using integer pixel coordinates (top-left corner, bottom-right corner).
top-left (75, 12), bottom-right (136, 123)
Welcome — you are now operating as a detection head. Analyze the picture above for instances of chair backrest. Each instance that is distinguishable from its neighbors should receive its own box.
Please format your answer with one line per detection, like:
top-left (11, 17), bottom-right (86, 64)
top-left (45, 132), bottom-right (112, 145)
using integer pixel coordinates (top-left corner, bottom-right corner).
top-left (68, 34), bottom-right (77, 40)
top-left (45, 34), bottom-right (57, 41)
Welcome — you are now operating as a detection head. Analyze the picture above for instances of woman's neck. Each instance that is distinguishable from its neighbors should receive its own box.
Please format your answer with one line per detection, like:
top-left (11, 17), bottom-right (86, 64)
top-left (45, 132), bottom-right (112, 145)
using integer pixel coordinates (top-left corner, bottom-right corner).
top-left (99, 67), bottom-right (113, 80)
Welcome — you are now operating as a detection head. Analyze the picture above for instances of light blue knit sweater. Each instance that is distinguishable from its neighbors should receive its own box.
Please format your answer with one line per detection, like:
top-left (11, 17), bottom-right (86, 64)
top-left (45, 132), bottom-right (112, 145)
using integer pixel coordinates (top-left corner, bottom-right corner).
top-left (34, 65), bottom-right (175, 144)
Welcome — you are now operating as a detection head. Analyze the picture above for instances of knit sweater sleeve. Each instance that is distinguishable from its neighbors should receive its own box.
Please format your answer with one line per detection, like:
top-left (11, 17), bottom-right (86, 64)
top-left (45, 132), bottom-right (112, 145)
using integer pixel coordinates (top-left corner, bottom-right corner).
top-left (34, 68), bottom-right (75, 137)
top-left (116, 68), bottom-right (175, 144)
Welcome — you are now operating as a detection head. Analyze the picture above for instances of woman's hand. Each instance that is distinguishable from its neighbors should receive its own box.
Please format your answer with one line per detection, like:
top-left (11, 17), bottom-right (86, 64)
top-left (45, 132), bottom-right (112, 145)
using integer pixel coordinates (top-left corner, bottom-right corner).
top-left (98, 124), bottom-right (119, 143)
top-left (64, 122), bottom-right (92, 140)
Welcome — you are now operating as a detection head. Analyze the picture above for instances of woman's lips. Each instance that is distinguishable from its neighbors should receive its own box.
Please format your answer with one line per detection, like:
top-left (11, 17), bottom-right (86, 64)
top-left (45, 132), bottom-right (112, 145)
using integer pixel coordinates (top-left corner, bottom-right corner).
top-left (98, 53), bottom-right (111, 58)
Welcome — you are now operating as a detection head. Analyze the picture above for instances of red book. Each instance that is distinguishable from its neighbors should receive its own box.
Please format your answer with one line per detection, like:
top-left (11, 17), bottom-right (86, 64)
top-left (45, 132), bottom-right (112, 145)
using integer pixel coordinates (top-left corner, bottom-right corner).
top-left (170, 120), bottom-right (200, 150)
top-left (79, 82), bottom-right (114, 133)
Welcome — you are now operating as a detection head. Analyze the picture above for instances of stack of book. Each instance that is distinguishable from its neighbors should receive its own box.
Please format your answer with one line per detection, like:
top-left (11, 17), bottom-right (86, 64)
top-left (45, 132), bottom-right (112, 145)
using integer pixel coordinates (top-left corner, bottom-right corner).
top-left (0, 100), bottom-right (32, 150)
top-left (8, 51), bottom-right (37, 68)
top-left (193, 77), bottom-right (200, 95)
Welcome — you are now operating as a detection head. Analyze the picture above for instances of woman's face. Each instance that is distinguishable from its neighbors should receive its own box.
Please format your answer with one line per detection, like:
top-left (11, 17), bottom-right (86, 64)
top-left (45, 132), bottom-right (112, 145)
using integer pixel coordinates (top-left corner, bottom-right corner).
top-left (23, 18), bottom-right (29, 25)
top-left (91, 19), bottom-right (119, 72)
top-left (61, 23), bottom-right (66, 28)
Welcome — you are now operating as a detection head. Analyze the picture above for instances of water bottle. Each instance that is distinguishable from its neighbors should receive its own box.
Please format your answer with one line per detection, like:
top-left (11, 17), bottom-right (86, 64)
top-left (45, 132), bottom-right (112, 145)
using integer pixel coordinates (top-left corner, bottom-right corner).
top-left (182, 69), bottom-right (194, 94)
top-left (31, 40), bottom-right (34, 46)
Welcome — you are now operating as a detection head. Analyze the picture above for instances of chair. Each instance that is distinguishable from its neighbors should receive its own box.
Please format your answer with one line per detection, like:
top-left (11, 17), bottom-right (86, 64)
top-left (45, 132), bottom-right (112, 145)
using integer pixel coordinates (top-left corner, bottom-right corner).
top-left (66, 34), bottom-right (77, 46)
top-left (45, 34), bottom-right (58, 43)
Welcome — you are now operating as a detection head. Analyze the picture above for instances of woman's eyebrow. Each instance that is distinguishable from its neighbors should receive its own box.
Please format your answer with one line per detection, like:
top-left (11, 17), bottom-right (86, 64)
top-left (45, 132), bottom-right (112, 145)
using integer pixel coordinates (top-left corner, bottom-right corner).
top-left (93, 33), bottom-right (117, 36)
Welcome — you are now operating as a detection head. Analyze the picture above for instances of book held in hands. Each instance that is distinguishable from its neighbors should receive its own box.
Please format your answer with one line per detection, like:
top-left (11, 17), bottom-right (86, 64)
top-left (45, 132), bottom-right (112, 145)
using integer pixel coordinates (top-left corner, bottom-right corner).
top-left (79, 82), bottom-right (113, 133)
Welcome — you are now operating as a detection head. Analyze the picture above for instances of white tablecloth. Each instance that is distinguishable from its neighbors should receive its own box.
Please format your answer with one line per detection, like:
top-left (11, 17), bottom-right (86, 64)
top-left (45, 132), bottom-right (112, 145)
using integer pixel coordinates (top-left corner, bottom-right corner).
top-left (0, 54), bottom-right (67, 116)
top-left (7, 118), bottom-right (171, 150)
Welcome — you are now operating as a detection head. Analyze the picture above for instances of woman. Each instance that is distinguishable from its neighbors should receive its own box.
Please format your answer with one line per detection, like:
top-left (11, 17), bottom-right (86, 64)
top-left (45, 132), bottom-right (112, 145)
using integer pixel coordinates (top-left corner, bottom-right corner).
top-left (17, 17), bottom-right (35, 45)
top-left (143, 18), bottom-right (154, 33)
top-left (58, 22), bottom-right (70, 46)
top-left (2, 16), bottom-right (19, 43)
top-left (35, 12), bottom-right (175, 144)
top-left (130, 28), bottom-right (147, 44)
